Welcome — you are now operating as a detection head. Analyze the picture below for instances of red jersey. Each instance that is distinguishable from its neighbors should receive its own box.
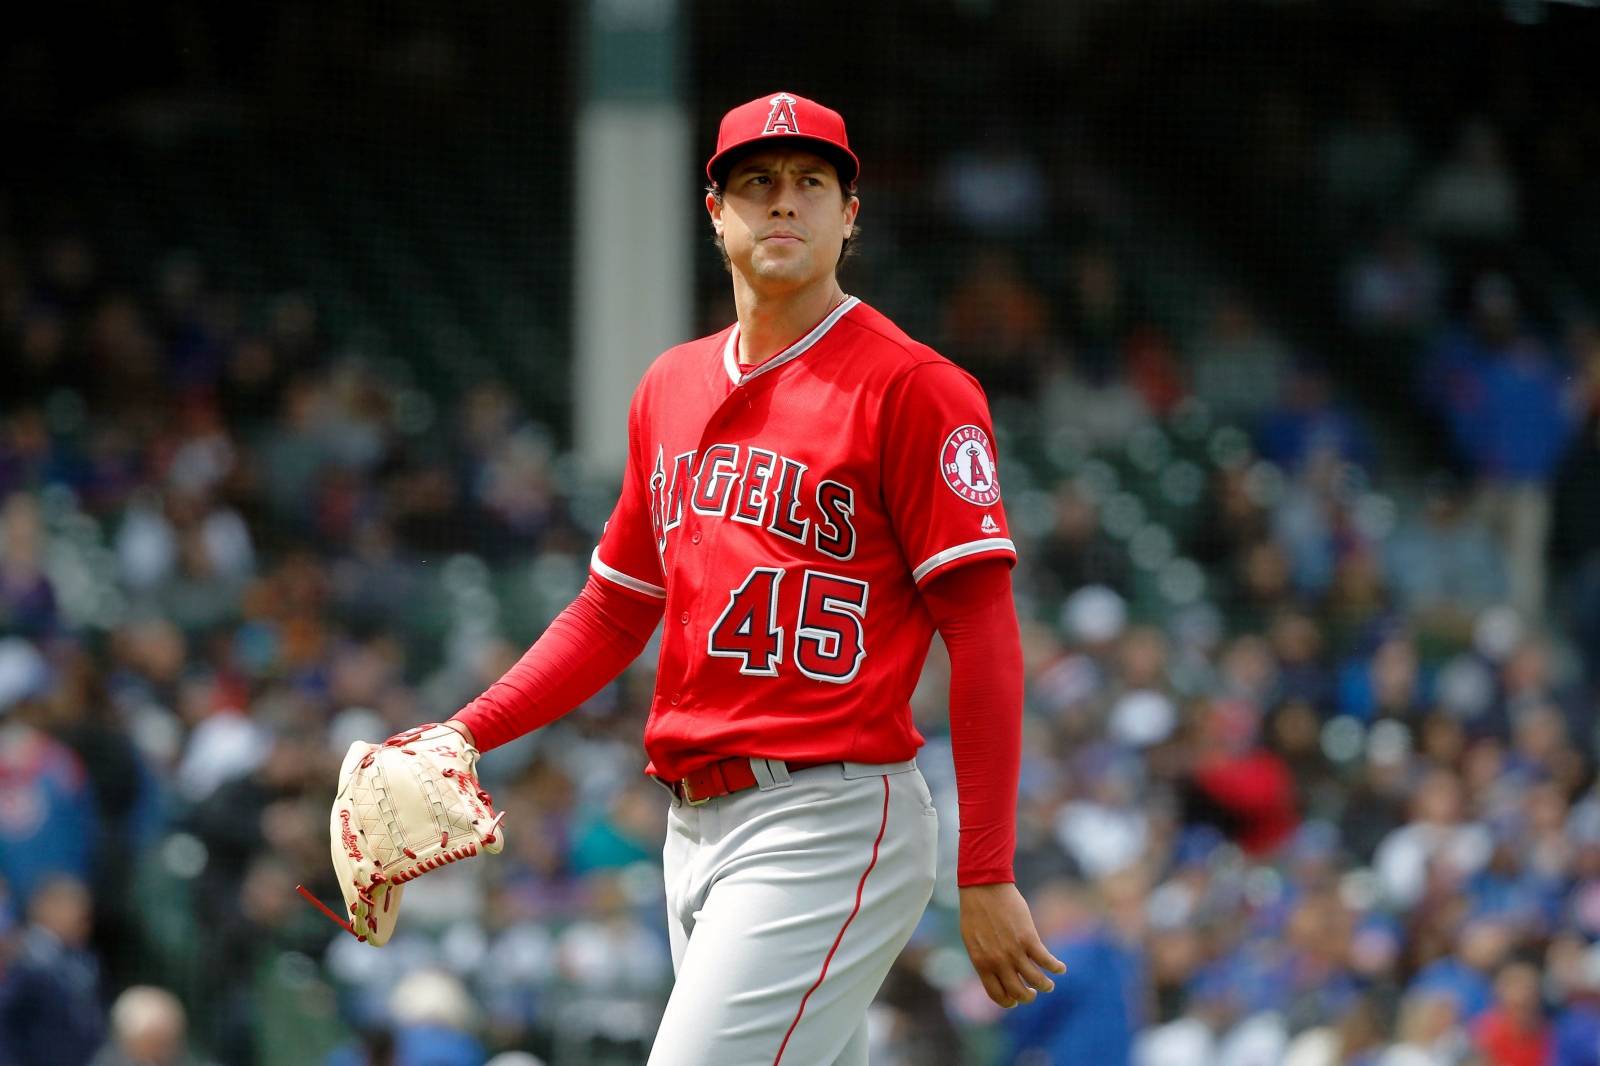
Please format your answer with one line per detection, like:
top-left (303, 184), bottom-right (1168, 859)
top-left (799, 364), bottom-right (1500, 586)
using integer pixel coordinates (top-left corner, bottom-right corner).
top-left (591, 297), bottom-right (1016, 780)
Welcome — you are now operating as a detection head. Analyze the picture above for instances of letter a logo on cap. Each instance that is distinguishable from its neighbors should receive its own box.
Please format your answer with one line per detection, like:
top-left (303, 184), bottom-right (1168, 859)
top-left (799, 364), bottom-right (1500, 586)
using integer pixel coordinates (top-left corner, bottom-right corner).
top-left (762, 93), bottom-right (800, 135)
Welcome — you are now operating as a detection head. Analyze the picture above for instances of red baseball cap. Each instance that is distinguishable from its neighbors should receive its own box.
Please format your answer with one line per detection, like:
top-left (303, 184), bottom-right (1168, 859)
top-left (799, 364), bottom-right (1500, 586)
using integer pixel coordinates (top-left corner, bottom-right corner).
top-left (706, 91), bottom-right (860, 190)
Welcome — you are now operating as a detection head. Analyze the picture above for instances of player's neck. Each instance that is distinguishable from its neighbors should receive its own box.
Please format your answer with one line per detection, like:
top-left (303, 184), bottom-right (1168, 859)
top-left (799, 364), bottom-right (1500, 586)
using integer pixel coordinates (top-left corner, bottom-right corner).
top-left (731, 275), bottom-right (847, 367)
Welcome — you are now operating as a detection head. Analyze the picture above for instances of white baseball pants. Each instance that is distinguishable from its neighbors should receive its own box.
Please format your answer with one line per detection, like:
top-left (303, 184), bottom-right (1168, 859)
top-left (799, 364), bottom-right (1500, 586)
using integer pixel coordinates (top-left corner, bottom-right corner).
top-left (647, 759), bottom-right (939, 1066)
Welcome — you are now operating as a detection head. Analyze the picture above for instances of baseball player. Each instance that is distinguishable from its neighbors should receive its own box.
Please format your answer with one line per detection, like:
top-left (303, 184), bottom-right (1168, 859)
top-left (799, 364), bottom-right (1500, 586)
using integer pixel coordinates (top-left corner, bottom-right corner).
top-left (446, 91), bottom-right (1064, 1064)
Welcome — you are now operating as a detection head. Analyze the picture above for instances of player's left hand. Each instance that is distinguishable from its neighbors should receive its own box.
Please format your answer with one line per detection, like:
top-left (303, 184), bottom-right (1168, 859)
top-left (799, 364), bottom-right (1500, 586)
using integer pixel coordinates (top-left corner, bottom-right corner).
top-left (299, 722), bottom-right (507, 946)
top-left (958, 882), bottom-right (1067, 1009)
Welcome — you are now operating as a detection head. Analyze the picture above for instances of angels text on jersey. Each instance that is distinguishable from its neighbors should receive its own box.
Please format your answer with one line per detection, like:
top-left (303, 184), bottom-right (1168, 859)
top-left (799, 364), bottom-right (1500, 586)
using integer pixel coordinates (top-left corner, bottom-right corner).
top-left (648, 443), bottom-right (857, 561)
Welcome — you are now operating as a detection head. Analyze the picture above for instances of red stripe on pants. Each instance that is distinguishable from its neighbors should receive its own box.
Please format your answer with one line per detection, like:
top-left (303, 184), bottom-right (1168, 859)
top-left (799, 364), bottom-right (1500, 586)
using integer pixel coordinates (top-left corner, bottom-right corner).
top-left (772, 775), bottom-right (892, 1065)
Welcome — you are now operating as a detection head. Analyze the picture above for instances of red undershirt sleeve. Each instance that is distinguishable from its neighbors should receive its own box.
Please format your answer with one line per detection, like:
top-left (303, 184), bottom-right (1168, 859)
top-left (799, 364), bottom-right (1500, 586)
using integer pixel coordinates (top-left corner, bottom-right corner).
top-left (452, 576), bottom-right (664, 752)
top-left (919, 557), bottom-right (1022, 887)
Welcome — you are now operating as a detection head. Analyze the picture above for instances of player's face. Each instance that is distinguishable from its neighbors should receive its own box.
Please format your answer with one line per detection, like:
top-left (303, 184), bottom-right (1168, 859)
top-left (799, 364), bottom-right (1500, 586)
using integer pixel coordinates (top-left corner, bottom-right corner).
top-left (708, 149), bottom-right (859, 294)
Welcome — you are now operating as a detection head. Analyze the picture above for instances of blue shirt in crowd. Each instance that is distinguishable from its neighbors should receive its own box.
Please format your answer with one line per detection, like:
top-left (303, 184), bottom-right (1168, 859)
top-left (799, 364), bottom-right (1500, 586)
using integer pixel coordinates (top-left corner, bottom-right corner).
top-left (1001, 925), bottom-right (1139, 1066)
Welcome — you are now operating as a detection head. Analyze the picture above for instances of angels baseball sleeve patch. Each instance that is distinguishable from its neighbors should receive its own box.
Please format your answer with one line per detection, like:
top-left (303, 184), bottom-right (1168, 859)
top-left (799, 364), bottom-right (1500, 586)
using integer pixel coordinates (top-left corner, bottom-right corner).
top-left (940, 425), bottom-right (1001, 506)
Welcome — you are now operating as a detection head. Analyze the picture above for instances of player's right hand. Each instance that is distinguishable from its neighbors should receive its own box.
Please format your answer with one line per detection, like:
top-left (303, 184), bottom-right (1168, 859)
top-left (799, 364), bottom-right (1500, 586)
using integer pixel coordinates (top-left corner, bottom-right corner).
top-left (957, 882), bottom-right (1067, 1008)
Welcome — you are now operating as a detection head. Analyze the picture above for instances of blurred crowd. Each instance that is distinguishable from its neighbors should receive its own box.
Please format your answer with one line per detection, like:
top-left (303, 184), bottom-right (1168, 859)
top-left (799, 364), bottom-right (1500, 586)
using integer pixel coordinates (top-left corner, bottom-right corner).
top-left (5, 25), bottom-right (1600, 1066)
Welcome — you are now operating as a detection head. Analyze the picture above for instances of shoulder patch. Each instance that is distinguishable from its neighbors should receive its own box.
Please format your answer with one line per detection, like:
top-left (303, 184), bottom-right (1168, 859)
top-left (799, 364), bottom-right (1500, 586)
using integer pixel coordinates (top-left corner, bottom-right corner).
top-left (940, 425), bottom-right (1001, 506)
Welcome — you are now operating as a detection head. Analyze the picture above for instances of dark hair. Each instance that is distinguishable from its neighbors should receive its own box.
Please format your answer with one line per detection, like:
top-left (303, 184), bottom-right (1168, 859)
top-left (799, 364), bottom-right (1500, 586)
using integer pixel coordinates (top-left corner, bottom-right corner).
top-left (706, 182), bottom-right (859, 272)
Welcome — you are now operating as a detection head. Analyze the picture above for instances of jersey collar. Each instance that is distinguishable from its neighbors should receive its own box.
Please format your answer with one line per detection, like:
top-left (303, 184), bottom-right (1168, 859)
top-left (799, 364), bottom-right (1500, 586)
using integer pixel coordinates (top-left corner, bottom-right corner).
top-left (722, 295), bottom-right (861, 387)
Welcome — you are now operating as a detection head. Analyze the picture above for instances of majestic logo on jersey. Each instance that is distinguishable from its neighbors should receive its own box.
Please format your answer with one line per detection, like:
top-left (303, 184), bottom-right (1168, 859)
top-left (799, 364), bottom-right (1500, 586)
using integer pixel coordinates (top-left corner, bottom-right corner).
top-left (941, 425), bottom-right (1001, 506)
top-left (648, 442), bottom-right (857, 560)
top-left (762, 93), bottom-right (800, 135)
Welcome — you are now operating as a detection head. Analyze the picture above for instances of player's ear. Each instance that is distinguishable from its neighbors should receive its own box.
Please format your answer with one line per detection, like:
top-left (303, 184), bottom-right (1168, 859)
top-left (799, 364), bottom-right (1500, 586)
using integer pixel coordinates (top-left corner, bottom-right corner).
top-left (706, 191), bottom-right (724, 235)
top-left (842, 194), bottom-right (859, 236)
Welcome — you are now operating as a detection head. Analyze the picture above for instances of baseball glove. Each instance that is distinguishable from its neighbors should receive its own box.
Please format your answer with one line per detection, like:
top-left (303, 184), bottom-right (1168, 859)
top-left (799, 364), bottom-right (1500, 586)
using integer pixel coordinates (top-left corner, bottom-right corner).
top-left (299, 723), bottom-right (506, 945)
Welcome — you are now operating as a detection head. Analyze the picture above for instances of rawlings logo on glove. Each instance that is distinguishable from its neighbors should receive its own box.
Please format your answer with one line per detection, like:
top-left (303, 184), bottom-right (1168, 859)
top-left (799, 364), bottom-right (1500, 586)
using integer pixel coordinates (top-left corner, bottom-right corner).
top-left (339, 810), bottom-right (362, 860)
top-left (297, 723), bottom-right (506, 945)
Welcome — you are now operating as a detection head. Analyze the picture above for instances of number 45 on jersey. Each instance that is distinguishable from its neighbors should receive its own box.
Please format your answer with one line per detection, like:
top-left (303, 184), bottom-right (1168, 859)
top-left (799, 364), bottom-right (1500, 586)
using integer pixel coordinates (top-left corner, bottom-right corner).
top-left (708, 567), bottom-right (868, 684)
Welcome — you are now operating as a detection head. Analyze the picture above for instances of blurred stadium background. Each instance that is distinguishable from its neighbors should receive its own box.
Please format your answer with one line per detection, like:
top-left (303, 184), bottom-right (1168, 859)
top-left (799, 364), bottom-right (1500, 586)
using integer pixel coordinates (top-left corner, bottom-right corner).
top-left (3, 1), bottom-right (1600, 1064)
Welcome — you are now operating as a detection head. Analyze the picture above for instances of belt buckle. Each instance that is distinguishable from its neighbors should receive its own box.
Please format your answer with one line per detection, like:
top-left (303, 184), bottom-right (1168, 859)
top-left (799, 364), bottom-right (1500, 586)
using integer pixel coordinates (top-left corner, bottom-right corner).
top-left (680, 777), bottom-right (711, 806)
top-left (680, 760), bottom-right (728, 806)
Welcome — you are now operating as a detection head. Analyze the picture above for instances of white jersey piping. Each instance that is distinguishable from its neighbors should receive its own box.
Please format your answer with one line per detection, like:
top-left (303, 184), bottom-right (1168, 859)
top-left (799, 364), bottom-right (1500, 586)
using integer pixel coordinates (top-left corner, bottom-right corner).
top-left (590, 547), bottom-right (667, 598)
top-left (911, 538), bottom-right (1017, 583)
top-left (722, 296), bottom-right (861, 386)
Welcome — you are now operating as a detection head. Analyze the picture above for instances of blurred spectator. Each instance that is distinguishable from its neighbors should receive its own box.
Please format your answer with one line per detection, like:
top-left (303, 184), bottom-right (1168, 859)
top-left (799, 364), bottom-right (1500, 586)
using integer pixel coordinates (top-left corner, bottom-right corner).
top-left (1414, 121), bottom-right (1521, 251)
top-left (1320, 78), bottom-right (1418, 228)
top-left (0, 491), bottom-right (59, 637)
top-left (1040, 354), bottom-right (1151, 451)
top-left (1552, 321), bottom-right (1600, 691)
top-left (1423, 273), bottom-right (1575, 617)
top-left (936, 128), bottom-right (1047, 237)
top-left (1054, 749), bottom-right (1150, 878)
top-left (90, 985), bottom-right (218, 1066)
top-left (1266, 611), bottom-right (1332, 711)
top-left (871, 940), bottom-right (963, 1066)
top-left (1339, 632), bottom-right (1425, 723)
top-left (1554, 320), bottom-right (1600, 558)
top-left (1271, 450), bottom-right (1362, 599)
top-left (1551, 944), bottom-right (1600, 1066)
top-left (1188, 295), bottom-right (1290, 425)
top-left (14, 306), bottom-right (75, 407)
top-left (85, 294), bottom-right (164, 422)
top-left (1410, 918), bottom-right (1510, 1026)
top-left (941, 247), bottom-right (1056, 397)
top-left (1036, 484), bottom-right (1130, 601)
top-left (547, 873), bottom-right (672, 1058)
top-left (388, 971), bottom-right (486, 1066)
top-left (1322, 547), bottom-right (1395, 660)
top-left (1256, 364), bottom-right (1373, 474)
top-left (1131, 964), bottom-right (1241, 1066)
top-left (33, 234), bottom-right (100, 316)
top-left (1281, 995), bottom-right (1387, 1066)
top-left (1469, 960), bottom-right (1549, 1066)
top-left (1338, 723), bottom-right (1414, 861)
top-left (154, 252), bottom-right (228, 395)
top-left (45, 642), bottom-right (162, 988)
top-left (1379, 990), bottom-right (1469, 1066)
top-left (0, 875), bottom-right (106, 1066)
top-left (1123, 325), bottom-right (1188, 418)
top-left (1059, 246), bottom-right (1137, 385)
top-left (1375, 769), bottom-right (1492, 911)
top-left (328, 971), bottom-right (485, 1066)
top-left (569, 780), bottom-right (666, 874)
top-left (1189, 464), bottom-right (1272, 576)
top-left (218, 335), bottom-right (289, 432)
top-left (1001, 878), bottom-right (1138, 1065)
top-left (1344, 227), bottom-right (1442, 339)
top-left (1229, 539), bottom-right (1297, 635)
top-left (0, 637), bottom-right (97, 906)
top-left (1182, 698), bottom-right (1300, 857)
top-left (1385, 474), bottom-right (1505, 634)
top-left (1263, 699), bottom-right (1333, 815)
top-left (115, 487), bottom-right (255, 605)
top-left (0, 410), bottom-right (66, 501)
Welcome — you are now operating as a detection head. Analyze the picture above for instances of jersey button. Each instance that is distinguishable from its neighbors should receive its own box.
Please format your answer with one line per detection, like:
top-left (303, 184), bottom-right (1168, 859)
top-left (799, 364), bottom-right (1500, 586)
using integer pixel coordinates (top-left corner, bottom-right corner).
top-left (670, 694), bottom-right (680, 705)
top-left (691, 530), bottom-right (702, 544)
top-left (679, 611), bottom-right (690, 625)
